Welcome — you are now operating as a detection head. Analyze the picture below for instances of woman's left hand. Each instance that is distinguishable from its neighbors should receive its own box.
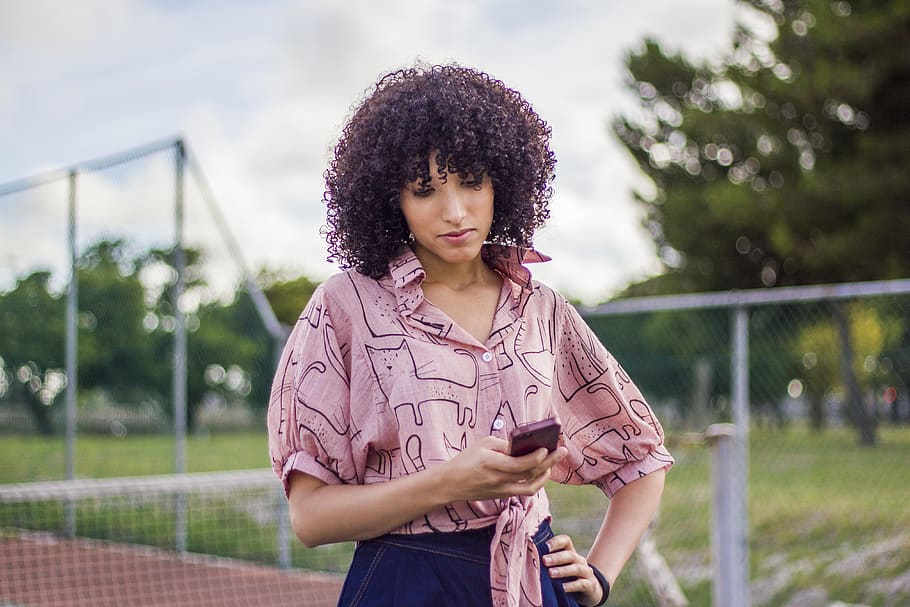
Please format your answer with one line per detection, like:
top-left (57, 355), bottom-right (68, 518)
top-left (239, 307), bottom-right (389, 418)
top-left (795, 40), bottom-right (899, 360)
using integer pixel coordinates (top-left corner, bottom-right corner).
top-left (542, 534), bottom-right (605, 606)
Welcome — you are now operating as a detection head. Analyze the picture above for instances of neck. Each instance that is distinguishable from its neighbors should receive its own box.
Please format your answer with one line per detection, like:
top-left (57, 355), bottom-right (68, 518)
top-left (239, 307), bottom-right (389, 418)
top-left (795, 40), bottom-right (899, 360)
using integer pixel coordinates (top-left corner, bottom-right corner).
top-left (413, 246), bottom-right (493, 291)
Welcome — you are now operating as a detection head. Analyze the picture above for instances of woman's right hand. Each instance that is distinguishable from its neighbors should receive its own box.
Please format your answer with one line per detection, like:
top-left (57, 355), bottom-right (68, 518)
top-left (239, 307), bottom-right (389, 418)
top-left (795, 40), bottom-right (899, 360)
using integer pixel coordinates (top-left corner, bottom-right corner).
top-left (287, 435), bottom-right (566, 547)
top-left (440, 435), bottom-right (567, 502)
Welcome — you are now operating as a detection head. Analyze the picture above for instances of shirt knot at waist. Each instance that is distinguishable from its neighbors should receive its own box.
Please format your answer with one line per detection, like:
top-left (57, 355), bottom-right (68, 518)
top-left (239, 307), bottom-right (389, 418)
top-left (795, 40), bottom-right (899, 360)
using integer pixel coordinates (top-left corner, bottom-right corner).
top-left (490, 495), bottom-right (547, 607)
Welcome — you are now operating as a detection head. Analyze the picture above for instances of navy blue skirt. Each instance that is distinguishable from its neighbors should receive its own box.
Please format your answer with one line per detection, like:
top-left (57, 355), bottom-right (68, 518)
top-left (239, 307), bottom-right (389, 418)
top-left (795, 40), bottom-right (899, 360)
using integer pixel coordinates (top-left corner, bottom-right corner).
top-left (337, 520), bottom-right (580, 607)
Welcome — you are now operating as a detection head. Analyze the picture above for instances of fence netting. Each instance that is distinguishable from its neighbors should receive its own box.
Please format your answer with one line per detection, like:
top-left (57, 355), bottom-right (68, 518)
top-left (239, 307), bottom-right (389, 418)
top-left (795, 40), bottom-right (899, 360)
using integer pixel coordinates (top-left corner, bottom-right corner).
top-left (0, 140), bottom-right (272, 452)
top-left (579, 291), bottom-right (910, 606)
top-left (0, 471), bottom-right (342, 607)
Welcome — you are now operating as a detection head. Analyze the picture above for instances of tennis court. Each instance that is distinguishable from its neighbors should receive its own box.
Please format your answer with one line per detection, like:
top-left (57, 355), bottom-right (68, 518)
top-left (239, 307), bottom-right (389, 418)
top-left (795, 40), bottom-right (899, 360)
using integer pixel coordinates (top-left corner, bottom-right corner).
top-left (1, 530), bottom-right (343, 607)
top-left (0, 471), bottom-right (347, 607)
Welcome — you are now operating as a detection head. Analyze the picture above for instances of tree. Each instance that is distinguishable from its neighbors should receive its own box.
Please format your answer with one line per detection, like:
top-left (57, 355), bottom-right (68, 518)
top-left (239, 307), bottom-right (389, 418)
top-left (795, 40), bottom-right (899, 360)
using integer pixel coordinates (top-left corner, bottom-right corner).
top-left (78, 239), bottom-right (161, 403)
top-left (0, 271), bottom-right (64, 434)
top-left (0, 242), bottom-right (164, 435)
top-left (142, 248), bottom-right (310, 430)
top-left (142, 245), bottom-right (269, 432)
top-left (613, 0), bottom-right (910, 444)
top-left (588, 308), bottom-right (732, 429)
top-left (260, 271), bottom-right (320, 327)
top-left (0, 236), bottom-right (319, 436)
top-left (189, 289), bottom-right (274, 423)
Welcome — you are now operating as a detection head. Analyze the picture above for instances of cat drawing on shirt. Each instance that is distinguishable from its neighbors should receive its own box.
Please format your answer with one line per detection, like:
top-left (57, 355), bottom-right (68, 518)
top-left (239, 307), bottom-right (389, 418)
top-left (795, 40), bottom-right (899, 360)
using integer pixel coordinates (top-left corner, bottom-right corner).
top-left (367, 339), bottom-right (479, 429)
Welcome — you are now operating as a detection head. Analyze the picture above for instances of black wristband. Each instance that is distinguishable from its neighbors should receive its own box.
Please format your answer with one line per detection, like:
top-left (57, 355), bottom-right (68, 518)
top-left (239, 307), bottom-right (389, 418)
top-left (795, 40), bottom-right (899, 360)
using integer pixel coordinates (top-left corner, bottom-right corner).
top-left (588, 564), bottom-right (610, 606)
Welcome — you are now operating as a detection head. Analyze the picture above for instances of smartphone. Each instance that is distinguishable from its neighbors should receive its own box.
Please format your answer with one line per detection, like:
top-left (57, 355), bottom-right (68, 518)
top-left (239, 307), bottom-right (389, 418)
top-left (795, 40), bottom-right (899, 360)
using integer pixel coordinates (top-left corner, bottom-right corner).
top-left (509, 417), bottom-right (561, 457)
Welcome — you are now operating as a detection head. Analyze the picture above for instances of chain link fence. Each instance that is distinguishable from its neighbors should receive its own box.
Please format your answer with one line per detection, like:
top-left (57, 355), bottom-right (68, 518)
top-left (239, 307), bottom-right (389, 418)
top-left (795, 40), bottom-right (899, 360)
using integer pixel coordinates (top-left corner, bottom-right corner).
top-left (584, 284), bottom-right (910, 433)
top-left (0, 139), bottom-right (283, 474)
top-left (574, 282), bottom-right (910, 606)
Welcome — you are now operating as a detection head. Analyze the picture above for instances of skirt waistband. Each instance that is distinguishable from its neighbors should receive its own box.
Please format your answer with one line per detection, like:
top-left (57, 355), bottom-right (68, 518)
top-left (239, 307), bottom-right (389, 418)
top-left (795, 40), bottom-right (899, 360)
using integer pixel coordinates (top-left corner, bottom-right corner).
top-left (359, 519), bottom-right (554, 565)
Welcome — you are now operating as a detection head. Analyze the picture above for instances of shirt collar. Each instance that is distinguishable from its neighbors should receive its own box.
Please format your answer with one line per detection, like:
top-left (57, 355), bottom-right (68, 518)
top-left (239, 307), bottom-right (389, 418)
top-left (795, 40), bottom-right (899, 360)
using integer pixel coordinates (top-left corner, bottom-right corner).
top-left (386, 244), bottom-right (550, 316)
top-left (481, 244), bottom-right (551, 292)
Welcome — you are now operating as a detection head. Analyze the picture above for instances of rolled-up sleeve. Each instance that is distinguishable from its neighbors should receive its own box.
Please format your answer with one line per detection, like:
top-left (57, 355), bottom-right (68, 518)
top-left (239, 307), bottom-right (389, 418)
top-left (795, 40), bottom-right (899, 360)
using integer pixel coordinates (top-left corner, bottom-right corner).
top-left (550, 297), bottom-right (673, 497)
top-left (267, 286), bottom-right (357, 495)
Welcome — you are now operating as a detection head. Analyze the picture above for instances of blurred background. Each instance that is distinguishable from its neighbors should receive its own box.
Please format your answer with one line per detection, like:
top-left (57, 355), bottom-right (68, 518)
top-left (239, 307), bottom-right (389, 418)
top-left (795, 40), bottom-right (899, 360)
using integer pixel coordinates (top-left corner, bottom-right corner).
top-left (2, 1), bottom-right (909, 606)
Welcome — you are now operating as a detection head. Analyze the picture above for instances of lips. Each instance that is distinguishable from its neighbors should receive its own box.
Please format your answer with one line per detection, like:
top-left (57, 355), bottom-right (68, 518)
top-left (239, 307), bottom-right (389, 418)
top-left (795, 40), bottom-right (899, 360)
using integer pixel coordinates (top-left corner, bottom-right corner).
top-left (440, 228), bottom-right (474, 243)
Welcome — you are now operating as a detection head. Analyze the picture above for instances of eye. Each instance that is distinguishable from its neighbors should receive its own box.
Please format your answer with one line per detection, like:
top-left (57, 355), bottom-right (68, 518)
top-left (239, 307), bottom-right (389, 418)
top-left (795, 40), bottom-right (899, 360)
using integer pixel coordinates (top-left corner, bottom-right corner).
top-left (412, 186), bottom-right (434, 198)
top-left (461, 176), bottom-right (484, 190)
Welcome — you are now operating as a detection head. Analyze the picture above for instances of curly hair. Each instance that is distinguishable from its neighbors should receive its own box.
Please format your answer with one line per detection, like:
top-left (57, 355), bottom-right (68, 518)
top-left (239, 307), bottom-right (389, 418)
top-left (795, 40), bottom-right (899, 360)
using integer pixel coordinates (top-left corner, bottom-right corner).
top-left (323, 63), bottom-right (556, 278)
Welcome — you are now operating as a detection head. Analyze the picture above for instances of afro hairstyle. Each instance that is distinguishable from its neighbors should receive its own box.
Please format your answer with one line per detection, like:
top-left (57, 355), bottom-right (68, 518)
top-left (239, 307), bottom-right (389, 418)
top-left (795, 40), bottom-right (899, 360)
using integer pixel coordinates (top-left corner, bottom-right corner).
top-left (323, 63), bottom-right (556, 278)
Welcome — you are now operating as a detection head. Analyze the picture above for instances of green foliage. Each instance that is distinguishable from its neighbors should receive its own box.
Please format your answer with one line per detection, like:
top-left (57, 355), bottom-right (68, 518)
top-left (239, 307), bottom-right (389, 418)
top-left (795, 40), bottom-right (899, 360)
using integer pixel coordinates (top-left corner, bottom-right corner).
top-left (0, 271), bottom-right (64, 368)
top-left (613, 0), bottom-right (910, 443)
top-left (77, 239), bottom-right (161, 402)
top-left (191, 290), bottom-right (273, 415)
top-left (260, 271), bottom-right (320, 327)
top-left (0, 236), bottom-right (321, 435)
top-left (615, 0), bottom-right (910, 290)
top-left (0, 271), bottom-right (65, 434)
top-left (588, 310), bottom-right (732, 426)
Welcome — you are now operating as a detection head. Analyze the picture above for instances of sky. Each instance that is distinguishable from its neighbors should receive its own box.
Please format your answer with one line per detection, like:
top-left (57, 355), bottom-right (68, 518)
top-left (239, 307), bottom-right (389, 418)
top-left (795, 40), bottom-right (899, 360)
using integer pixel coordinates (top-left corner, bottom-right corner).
top-left (0, 0), bottom-right (743, 304)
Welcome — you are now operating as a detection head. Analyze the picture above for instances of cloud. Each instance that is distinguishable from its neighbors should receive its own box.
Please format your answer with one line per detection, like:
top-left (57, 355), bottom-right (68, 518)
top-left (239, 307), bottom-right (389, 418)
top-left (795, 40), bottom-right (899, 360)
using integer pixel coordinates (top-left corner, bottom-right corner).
top-left (534, 180), bottom-right (659, 304)
top-left (0, 0), bottom-right (738, 302)
top-left (0, 1), bottom-right (142, 49)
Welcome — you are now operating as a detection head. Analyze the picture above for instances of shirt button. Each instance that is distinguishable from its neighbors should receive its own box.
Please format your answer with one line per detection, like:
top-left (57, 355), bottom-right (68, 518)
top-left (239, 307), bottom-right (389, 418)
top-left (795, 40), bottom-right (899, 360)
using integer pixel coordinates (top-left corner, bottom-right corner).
top-left (482, 351), bottom-right (493, 362)
top-left (492, 419), bottom-right (505, 430)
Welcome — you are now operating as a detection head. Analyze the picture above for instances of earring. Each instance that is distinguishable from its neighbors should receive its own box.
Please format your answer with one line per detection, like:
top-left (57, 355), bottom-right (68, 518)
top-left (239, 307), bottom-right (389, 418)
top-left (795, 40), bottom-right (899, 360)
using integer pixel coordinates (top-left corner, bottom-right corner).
top-left (407, 231), bottom-right (415, 243)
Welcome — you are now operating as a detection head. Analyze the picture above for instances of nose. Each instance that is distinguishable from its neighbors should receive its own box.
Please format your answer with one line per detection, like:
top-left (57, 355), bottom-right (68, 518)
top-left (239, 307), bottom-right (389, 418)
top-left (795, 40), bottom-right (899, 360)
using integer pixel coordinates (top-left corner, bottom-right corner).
top-left (440, 187), bottom-right (466, 225)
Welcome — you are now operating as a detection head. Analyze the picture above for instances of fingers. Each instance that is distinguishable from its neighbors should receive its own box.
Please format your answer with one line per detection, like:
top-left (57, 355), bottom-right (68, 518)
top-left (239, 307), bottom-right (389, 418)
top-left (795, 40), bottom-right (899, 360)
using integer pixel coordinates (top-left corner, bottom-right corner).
top-left (507, 445), bottom-right (567, 471)
top-left (478, 436), bottom-right (566, 468)
top-left (494, 446), bottom-right (566, 495)
top-left (449, 440), bottom-right (566, 500)
top-left (559, 574), bottom-right (601, 602)
top-left (546, 533), bottom-right (576, 553)
top-left (508, 467), bottom-right (551, 496)
top-left (476, 434), bottom-right (510, 453)
top-left (543, 534), bottom-right (604, 604)
top-left (542, 446), bottom-right (567, 471)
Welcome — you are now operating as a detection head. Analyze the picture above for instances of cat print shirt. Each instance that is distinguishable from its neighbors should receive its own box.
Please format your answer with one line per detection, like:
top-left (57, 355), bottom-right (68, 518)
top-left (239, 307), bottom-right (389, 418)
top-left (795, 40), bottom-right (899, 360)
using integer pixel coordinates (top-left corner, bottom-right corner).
top-left (267, 244), bottom-right (673, 607)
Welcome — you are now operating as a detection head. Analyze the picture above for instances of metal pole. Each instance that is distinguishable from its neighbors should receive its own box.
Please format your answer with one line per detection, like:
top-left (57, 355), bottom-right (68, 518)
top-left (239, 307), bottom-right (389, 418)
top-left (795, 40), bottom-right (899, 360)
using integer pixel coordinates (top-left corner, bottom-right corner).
top-left (706, 423), bottom-right (736, 607)
top-left (275, 330), bottom-right (292, 567)
top-left (730, 307), bottom-right (751, 607)
top-left (64, 169), bottom-right (78, 537)
top-left (174, 140), bottom-right (188, 553)
top-left (183, 152), bottom-right (285, 342)
top-left (277, 486), bottom-right (291, 569)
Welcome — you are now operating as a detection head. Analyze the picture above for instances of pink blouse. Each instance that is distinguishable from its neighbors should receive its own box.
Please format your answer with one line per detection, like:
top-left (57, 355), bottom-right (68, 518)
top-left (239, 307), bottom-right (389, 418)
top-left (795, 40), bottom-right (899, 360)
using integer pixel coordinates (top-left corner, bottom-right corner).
top-left (267, 244), bottom-right (673, 607)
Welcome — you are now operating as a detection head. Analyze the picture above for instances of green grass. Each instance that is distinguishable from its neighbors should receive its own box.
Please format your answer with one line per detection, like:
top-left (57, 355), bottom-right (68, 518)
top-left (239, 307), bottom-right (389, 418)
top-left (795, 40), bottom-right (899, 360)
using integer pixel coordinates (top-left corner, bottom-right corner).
top-left (549, 424), bottom-right (910, 606)
top-left (744, 425), bottom-right (910, 607)
top-left (3, 425), bottom-right (910, 605)
top-left (0, 431), bottom-right (270, 483)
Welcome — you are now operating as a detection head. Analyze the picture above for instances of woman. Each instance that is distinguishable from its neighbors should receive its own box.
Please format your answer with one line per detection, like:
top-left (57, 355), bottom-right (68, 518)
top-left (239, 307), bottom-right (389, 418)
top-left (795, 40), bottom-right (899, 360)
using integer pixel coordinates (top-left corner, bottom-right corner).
top-left (267, 63), bottom-right (673, 607)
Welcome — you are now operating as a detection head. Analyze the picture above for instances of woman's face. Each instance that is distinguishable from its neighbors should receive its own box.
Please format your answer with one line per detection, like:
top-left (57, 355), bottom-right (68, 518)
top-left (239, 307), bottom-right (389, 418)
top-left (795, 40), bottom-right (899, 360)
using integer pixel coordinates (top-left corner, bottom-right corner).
top-left (399, 155), bottom-right (494, 272)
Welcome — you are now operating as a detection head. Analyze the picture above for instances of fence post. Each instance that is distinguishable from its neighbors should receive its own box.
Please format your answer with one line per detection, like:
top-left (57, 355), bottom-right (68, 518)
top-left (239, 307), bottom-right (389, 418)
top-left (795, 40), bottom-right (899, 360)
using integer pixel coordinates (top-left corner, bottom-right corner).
top-left (174, 140), bottom-right (188, 553)
top-left (706, 423), bottom-right (742, 607)
top-left (729, 306), bottom-right (751, 606)
top-left (64, 169), bottom-right (78, 537)
top-left (277, 487), bottom-right (292, 568)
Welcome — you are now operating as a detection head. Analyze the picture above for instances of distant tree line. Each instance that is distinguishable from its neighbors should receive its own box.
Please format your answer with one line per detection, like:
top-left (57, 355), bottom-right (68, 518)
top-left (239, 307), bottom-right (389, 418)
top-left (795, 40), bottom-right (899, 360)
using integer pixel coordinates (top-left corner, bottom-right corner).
top-left (0, 238), bottom-right (318, 435)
